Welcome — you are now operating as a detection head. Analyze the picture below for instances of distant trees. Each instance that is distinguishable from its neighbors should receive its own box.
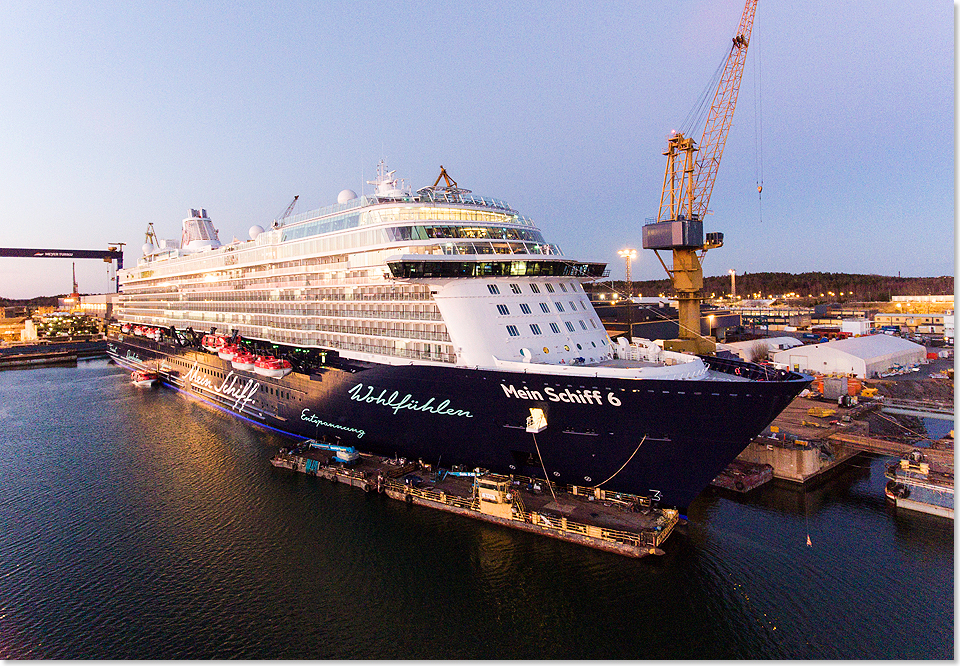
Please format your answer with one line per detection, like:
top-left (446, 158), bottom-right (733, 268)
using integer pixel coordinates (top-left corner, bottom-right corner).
top-left (610, 272), bottom-right (954, 303)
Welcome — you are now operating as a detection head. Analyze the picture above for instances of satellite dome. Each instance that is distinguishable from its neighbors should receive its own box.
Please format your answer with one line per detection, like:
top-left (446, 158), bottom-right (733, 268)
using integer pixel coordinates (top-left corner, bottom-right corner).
top-left (337, 189), bottom-right (358, 204)
top-left (248, 224), bottom-right (264, 240)
top-left (142, 243), bottom-right (154, 256)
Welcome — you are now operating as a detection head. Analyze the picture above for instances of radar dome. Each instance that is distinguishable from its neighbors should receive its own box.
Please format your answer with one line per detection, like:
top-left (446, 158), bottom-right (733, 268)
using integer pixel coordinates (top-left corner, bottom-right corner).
top-left (142, 243), bottom-right (154, 256)
top-left (337, 189), bottom-right (358, 204)
top-left (248, 224), bottom-right (264, 240)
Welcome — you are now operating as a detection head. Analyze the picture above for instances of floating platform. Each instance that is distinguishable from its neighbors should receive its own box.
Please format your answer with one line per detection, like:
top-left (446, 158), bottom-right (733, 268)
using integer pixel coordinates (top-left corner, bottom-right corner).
top-left (709, 459), bottom-right (773, 493)
top-left (270, 444), bottom-right (679, 558)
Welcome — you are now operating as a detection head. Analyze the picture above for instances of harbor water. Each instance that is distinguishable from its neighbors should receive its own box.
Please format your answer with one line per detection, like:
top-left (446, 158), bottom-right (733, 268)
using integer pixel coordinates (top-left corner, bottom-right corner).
top-left (0, 359), bottom-right (952, 659)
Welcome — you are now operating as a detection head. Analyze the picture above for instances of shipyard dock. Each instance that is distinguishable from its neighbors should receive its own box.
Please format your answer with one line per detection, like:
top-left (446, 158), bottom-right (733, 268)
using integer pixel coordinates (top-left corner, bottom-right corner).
top-left (0, 340), bottom-right (107, 370)
top-left (716, 366), bottom-right (955, 517)
top-left (270, 442), bottom-right (679, 558)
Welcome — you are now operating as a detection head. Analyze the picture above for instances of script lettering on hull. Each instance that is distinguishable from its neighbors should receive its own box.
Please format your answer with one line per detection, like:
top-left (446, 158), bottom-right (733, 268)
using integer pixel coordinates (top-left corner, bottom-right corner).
top-left (348, 383), bottom-right (473, 418)
top-left (186, 362), bottom-right (260, 412)
top-left (301, 409), bottom-right (366, 439)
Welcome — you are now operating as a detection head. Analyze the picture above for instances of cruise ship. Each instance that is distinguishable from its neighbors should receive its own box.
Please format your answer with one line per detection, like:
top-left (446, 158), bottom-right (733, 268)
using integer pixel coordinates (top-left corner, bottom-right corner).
top-left (106, 163), bottom-right (810, 511)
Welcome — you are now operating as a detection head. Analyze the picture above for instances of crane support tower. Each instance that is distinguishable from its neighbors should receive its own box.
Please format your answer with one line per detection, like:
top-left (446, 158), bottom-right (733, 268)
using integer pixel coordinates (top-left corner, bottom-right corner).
top-left (642, 0), bottom-right (758, 355)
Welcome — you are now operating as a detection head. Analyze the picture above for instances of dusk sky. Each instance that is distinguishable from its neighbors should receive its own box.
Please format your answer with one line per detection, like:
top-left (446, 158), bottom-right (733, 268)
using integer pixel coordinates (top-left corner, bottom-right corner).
top-left (0, 0), bottom-right (953, 299)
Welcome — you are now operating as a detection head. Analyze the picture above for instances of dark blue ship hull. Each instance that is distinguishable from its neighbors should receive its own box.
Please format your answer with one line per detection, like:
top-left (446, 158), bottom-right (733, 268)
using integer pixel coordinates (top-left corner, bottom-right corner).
top-left (108, 334), bottom-right (810, 510)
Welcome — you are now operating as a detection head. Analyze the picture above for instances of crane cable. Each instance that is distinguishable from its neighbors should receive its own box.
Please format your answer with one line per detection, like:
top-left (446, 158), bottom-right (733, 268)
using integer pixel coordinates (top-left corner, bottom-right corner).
top-left (753, 14), bottom-right (764, 222)
top-left (531, 432), bottom-right (560, 506)
top-left (594, 435), bottom-right (648, 488)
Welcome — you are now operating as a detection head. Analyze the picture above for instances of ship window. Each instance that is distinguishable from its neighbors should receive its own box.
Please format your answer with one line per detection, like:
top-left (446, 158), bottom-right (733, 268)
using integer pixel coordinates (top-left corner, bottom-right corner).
top-left (530, 324), bottom-right (542, 335)
top-left (569, 301), bottom-right (577, 311)
top-left (591, 341), bottom-right (596, 347)
top-left (545, 283), bottom-right (555, 293)
top-left (497, 304), bottom-right (510, 315)
top-left (565, 321), bottom-right (575, 332)
top-left (576, 343), bottom-right (582, 350)
top-left (539, 303), bottom-right (550, 313)
top-left (487, 284), bottom-right (500, 295)
top-left (510, 283), bottom-right (521, 294)
top-left (590, 319), bottom-right (597, 329)
top-left (555, 302), bottom-right (564, 312)
top-left (549, 323), bottom-right (560, 334)
top-left (580, 320), bottom-right (587, 330)
top-left (530, 284), bottom-right (541, 293)
top-left (519, 303), bottom-right (532, 315)
top-left (559, 283), bottom-right (567, 292)
top-left (506, 325), bottom-right (519, 337)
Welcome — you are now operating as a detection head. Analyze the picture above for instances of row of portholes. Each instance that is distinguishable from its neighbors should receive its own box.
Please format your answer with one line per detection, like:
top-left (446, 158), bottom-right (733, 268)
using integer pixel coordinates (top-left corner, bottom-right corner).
top-left (542, 341), bottom-right (597, 354)
top-left (507, 464), bottom-right (562, 479)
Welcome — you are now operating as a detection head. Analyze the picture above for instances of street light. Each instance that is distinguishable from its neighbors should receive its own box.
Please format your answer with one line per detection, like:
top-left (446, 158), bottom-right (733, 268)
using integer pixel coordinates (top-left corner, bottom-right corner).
top-left (728, 269), bottom-right (736, 299)
top-left (618, 248), bottom-right (637, 286)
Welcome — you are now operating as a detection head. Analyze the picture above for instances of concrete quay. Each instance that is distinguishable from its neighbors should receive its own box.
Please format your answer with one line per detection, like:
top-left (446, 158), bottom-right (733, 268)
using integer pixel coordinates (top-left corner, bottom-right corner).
top-left (734, 388), bottom-right (953, 486)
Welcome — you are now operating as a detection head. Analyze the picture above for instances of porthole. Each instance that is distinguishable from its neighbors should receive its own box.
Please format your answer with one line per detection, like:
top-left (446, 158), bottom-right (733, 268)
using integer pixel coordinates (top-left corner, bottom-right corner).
top-left (564, 345), bottom-right (570, 351)
top-left (543, 347), bottom-right (549, 354)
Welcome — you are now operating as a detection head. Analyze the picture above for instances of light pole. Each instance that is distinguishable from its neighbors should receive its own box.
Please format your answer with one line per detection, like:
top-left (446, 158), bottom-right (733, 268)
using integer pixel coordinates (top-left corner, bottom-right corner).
top-left (618, 248), bottom-right (638, 336)
top-left (728, 269), bottom-right (736, 299)
top-left (618, 248), bottom-right (637, 286)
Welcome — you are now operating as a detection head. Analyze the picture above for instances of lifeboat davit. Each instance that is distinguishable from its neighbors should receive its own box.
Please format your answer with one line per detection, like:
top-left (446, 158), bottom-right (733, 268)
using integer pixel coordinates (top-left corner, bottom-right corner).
top-left (231, 351), bottom-right (256, 372)
top-left (253, 355), bottom-right (293, 378)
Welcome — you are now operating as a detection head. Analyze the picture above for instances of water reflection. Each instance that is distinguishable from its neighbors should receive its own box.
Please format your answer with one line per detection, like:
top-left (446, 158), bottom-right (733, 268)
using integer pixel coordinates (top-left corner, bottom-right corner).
top-left (0, 359), bottom-right (951, 659)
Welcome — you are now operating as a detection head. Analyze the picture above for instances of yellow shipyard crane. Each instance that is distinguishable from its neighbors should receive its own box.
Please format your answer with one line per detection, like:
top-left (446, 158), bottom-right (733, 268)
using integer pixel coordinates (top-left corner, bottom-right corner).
top-left (642, 0), bottom-right (759, 354)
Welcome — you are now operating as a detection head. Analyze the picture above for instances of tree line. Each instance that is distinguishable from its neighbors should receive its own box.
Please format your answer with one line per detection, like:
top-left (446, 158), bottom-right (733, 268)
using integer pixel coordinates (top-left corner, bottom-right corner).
top-left (606, 272), bottom-right (954, 303)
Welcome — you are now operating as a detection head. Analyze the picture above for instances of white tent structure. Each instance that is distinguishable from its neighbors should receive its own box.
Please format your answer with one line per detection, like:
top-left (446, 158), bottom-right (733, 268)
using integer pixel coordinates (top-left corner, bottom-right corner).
top-left (718, 336), bottom-right (803, 361)
top-left (772, 335), bottom-right (926, 378)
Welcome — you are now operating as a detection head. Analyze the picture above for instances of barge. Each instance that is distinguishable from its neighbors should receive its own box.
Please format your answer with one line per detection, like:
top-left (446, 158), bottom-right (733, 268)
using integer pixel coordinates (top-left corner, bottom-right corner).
top-left (270, 439), bottom-right (679, 558)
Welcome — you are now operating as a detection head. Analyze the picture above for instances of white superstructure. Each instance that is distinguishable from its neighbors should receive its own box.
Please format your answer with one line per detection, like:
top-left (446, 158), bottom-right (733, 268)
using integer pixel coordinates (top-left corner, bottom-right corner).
top-left (117, 163), bottom-right (707, 380)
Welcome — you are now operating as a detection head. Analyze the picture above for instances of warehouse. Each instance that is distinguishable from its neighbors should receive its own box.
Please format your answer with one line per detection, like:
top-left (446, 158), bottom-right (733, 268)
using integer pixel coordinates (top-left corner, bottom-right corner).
top-left (771, 334), bottom-right (926, 378)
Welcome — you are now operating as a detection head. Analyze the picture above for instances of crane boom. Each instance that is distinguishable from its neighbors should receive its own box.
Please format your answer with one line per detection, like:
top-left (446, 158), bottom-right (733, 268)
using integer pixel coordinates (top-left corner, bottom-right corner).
top-left (276, 195), bottom-right (299, 223)
top-left (691, 0), bottom-right (758, 219)
top-left (644, 0), bottom-right (758, 355)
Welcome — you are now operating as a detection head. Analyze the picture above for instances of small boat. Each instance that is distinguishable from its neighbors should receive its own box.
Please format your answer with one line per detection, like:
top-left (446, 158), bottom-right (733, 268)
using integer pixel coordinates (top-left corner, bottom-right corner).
top-left (131, 369), bottom-right (159, 387)
top-left (254, 355), bottom-right (293, 378)
top-left (120, 323), bottom-right (131, 334)
top-left (231, 351), bottom-right (256, 372)
top-left (218, 344), bottom-right (240, 361)
top-left (133, 326), bottom-right (144, 336)
top-left (885, 481), bottom-right (909, 502)
top-left (201, 334), bottom-right (226, 353)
